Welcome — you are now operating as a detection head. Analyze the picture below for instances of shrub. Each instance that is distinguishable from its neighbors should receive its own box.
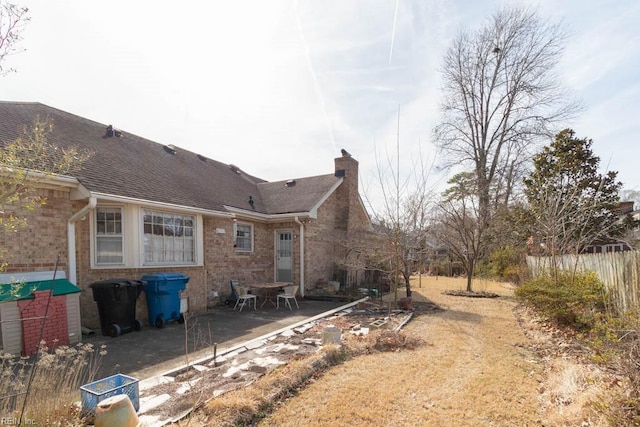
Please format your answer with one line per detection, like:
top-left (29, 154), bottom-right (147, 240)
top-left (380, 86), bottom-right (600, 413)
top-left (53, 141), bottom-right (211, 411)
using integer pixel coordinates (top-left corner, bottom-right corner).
top-left (584, 309), bottom-right (640, 425)
top-left (515, 271), bottom-right (605, 328)
top-left (518, 274), bottom-right (640, 423)
top-left (476, 246), bottom-right (529, 284)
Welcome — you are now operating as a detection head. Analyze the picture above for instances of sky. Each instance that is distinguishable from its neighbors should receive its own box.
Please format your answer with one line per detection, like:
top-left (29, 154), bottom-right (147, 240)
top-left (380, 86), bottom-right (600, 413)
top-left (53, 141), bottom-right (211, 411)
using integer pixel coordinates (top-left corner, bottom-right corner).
top-left (3, 0), bottom-right (640, 210)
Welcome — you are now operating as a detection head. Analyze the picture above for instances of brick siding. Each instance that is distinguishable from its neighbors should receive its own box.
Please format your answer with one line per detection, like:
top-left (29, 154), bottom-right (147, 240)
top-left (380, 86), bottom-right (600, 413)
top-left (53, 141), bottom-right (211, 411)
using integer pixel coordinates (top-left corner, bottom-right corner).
top-left (0, 188), bottom-right (72, 274)
top-left (2, 157), bottom-right (373, 330)
top-left (303, 156), bottom-right (372, 290)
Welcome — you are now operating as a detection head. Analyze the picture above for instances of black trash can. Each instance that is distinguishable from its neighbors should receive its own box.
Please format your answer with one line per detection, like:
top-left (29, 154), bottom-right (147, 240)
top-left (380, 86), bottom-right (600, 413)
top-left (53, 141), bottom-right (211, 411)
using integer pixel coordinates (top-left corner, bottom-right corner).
top-left (90, 279), bottom-right (144, 337)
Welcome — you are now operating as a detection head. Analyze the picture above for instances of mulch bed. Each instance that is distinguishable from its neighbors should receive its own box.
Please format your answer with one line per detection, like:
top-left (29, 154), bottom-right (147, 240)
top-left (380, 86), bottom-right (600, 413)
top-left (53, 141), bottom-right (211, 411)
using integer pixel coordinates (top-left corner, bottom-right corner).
top-left (442, 290), bottom-right (500, 298)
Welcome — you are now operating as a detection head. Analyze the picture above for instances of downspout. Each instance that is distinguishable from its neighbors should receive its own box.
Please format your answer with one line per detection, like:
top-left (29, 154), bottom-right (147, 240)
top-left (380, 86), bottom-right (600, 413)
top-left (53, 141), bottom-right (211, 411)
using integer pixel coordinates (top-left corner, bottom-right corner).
top-left (294, 216), bottom-right (305, 297)
top-left (67, 197), bottom-right (97, 285)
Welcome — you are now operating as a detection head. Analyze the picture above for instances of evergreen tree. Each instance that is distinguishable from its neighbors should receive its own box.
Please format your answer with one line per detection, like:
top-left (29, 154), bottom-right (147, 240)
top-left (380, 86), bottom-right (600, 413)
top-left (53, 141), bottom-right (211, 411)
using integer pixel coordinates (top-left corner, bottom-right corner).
top-left (523, 129), bottom-right (633, 277)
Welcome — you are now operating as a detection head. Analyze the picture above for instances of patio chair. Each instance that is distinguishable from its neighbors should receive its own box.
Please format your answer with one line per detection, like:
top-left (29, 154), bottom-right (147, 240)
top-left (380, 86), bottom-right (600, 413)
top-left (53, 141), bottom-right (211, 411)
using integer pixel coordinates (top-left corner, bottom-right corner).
top-left (224, 279), bottom-right (241, 306)
top-left (277, 285), bottom-right (299, 310)
top-left (232, 282), bottom-right (257, 312)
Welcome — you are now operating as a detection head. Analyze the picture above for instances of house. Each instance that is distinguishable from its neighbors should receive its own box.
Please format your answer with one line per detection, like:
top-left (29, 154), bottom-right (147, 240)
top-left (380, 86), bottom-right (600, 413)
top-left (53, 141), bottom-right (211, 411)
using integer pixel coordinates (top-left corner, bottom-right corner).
top-left (582, 201), bottom-right (638, 254)
top-left (0, 102), bottom-right (374, 332)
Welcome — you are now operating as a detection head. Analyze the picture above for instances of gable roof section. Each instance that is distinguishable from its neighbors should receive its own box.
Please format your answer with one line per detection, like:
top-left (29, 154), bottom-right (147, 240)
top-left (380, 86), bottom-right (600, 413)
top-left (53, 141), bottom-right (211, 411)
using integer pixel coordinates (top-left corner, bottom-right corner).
top-left (0, 102), bottom-right (356, 220)
top-left (0, 102), bottom-right (270, 214)
top-left (257, 174), bottom-right (342, 215)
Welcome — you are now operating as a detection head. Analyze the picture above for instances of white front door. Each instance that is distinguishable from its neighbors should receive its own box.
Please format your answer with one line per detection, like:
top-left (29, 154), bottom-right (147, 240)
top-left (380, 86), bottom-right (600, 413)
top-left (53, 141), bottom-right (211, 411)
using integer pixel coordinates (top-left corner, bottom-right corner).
top-left (276, 230), bottom-right (293, 282)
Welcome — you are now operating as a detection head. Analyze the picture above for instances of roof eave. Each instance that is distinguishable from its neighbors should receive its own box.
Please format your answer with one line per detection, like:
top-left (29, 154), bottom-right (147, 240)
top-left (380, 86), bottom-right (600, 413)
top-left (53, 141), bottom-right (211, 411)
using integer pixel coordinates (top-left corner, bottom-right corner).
top-left (0, 167), bottom-right (94, 200)
top-left (90, 192), bottom-right (234, 218)
top-left (357, 194), bottom-right (373, 226)
top-left (308, 177), bottom-right (343, 214)
top-left (0, 167), bottom-right (81, 188)
top-left (224, 205), bottom-right (313, 223)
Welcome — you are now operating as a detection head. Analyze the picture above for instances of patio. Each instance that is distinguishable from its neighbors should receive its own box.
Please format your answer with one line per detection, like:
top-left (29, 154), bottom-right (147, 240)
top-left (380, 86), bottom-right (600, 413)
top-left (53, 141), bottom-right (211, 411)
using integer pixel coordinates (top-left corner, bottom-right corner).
top-left (85, 297), bottom-right (349, 380)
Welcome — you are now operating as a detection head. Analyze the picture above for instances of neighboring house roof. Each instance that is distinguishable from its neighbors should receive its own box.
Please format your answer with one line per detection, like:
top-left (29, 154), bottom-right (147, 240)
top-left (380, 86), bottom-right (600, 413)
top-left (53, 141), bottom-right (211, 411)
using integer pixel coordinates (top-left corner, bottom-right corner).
top-left (0, 102), bottom-right (342, 218)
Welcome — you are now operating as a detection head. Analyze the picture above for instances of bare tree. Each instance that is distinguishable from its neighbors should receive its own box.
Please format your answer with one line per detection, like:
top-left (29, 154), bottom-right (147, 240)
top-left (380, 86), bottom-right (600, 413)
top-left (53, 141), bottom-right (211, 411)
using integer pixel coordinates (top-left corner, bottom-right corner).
top-left (433, 172), bottom-right (483, 292)
top-left (620, 189), bottom-right (640, 248)
top-left (363, 135), bottom-right (435, 301)
top-left (0, 118), bottom-right (88, 229)
top-left (434, 6), bottom-right (580, 232)
top-left (0, 1), bottom-right (29, 76)
top-left (0, 2), bottom-right (88, 256)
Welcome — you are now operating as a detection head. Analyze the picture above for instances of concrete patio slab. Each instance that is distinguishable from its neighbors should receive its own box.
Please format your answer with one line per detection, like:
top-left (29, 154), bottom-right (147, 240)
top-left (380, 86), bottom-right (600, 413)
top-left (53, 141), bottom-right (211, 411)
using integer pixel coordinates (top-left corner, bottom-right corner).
top-left (84, 298), bottom-right (350, 380)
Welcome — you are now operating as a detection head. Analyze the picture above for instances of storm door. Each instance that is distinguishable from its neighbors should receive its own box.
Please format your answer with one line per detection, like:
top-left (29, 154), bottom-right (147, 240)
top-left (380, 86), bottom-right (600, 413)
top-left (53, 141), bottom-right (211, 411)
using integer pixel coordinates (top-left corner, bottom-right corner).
top-left (276, 230), bottom-right (293, 282)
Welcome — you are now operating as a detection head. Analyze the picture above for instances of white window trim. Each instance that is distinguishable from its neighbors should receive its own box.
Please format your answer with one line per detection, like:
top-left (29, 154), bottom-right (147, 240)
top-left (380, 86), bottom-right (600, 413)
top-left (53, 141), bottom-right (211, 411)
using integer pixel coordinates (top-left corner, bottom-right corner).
top-left (235, 222), bottom-right (254, 253)
top-left (92, 205), bottom-right (126, 267)
top-left (90, 204), bottom-right (204, 269)
top-left (141, 208), bottom-right (198, 266)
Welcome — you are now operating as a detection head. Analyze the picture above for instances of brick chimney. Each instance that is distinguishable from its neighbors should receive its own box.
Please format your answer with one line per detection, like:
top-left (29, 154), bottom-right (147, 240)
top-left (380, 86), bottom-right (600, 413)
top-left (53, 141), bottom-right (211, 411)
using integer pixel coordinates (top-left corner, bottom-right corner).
top-left (334, 151), bottom-right (359, 231)
top-left (334, 151), bottom-right (359, 194)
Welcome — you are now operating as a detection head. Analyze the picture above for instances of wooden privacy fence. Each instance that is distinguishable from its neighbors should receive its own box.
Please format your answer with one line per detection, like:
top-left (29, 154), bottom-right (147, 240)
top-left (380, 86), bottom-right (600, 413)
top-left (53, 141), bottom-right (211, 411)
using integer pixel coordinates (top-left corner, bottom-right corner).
top-left (526, 251), bottom-right (640, 313)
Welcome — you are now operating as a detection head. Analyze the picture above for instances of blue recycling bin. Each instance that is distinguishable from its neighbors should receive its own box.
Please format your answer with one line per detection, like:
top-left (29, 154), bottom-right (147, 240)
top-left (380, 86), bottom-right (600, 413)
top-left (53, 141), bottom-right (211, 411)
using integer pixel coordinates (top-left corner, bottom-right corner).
top-left (141, 273), bottom-right (189, 328)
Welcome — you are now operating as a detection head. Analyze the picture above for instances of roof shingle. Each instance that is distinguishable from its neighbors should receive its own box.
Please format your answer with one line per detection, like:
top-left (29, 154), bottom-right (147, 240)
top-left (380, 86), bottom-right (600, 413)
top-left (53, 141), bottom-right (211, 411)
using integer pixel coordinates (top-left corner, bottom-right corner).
top-left (0, 102), bottom-right (341, 216)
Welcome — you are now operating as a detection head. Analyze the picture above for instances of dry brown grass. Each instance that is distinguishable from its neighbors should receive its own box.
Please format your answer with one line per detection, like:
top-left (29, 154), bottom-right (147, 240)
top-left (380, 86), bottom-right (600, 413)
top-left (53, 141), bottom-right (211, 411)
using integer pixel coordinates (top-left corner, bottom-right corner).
top-left (183, 345), bottom-right (347, 427)
top-left (258, 277), bottom-right (597, 426)
top-left (0, 341), bottom-right (106, 425)
top-left (182, 276), bottom-right (613, 426)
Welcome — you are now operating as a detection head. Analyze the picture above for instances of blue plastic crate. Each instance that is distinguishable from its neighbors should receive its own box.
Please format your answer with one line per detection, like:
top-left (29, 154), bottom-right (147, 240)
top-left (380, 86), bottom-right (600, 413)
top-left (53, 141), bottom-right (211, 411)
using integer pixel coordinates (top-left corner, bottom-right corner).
top-left (80, 373), bottom-right (139, 416)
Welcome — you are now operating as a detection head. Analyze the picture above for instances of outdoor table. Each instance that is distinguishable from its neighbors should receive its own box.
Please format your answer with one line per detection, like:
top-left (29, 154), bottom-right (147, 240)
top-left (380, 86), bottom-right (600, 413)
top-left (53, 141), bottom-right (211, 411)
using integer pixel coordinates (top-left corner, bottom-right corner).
top-left (247, 282), bottom-right (290, 308)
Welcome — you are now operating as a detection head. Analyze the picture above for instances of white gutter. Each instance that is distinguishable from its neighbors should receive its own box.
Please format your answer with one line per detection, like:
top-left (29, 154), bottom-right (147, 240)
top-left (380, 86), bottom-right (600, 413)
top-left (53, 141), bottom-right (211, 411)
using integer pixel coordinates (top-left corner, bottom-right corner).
top-left (294, 216), bottom-right (305, 297)
top-left (67, 197), bottom-right (97, 285)
top-left (224, 205), bottom-right (314, 222)
top-left (0, 168), bottom-right (80, 187)
top-left (91, 192), bottom-right (234, 218)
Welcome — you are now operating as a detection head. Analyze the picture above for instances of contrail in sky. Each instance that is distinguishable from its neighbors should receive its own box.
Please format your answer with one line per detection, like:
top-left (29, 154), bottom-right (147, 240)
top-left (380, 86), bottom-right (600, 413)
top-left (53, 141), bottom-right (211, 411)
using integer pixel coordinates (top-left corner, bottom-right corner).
top-left (294, 0), bottom-right (337, 150)
top-left (389, 0), bottom-right (400, 64)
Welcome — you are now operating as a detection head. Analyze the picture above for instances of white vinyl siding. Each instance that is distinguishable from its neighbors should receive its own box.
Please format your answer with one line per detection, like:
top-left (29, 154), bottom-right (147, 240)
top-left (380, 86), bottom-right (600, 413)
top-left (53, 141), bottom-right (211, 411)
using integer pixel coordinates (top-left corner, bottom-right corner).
top-left (0, 302), bottom-right (22, 355)
top-left (66, 294), bottom-right (81, 345)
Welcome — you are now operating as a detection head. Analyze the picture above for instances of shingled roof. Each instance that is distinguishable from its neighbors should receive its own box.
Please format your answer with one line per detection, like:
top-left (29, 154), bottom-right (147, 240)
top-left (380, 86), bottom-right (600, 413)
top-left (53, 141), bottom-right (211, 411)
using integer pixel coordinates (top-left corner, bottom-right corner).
top-left (0, 102), bottom-right (342, 216)
top-left (258, 174), bottom-right (341, 215)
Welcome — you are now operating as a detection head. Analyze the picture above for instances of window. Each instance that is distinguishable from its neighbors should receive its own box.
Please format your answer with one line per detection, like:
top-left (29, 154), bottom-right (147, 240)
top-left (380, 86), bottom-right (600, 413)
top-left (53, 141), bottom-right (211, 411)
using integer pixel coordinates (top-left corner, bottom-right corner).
top-left (143, 209), bottom-right (195, 264)
top-left (235, 223), bottom-right (253, 252)
top-left (95, 207), bottom-right (124, 265)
